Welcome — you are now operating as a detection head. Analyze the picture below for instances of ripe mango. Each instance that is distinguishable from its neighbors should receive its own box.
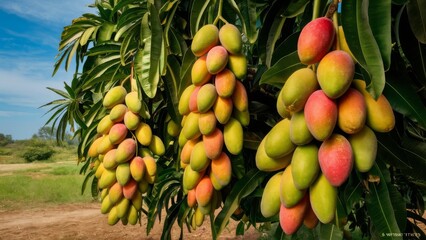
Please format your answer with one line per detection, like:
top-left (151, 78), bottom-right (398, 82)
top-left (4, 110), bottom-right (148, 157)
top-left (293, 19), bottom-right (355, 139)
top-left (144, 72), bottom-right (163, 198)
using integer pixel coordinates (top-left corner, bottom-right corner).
top-left (101, 194), bottom-right (113, 214)
top-left (197, 83), bottom-right (218, 113)
top-left (109, 123), bottom-right (128, 145)
top-left (303, 201), bottom-right (319, 229)
top-left (194, 206), bottom-right (205, 227)
top-left (210, 152), bottom-right (232, 187)
top-left (98, 168), bottom-right (117, 189)
top-left (183, 165), bottom-right (205, 190)
top-left (131, 191), bottom-right (143, 210)
top-left (179, 85), bottom-right (196, 115)
top-left (280, 165), bottom-right (306, 208)
top-left (213, 96), bottom-right (233, 124)
top-left (297, 17), bottom-right (335, 65)
top-left (279, 194), bottom-right (309, 235)
top-left (195, 176), bottom-right (214, 207)
top-left (338, 26), bottom-right (356, 63)
top-left (95, 162), bottom-right (105, 179)
top-left (127, 205), bottom-right (139, 225)
top-left (123, 179), bottom-right (137, 199)
top-left (191, 24), bottom-right (219, 57)
top-left (232, 81), bottom-right (248, 112)
top-left (116, 138), bottom-right (136, 163)
top-left (180, 139), bottom-right (198, 165)
top-left (103, 86), bottom-right (127, 109)
top-left (187, 189), bottom-right (197, 208)
top-left (353, 80), bottom-right (395, 132)
top-left (167, 119), bottom-right (181, 137)
top-left (348, 126), bottom-right (377, 172)
top-left (198, 110), bottom-right (217, 135)
top-left (88, 136), bottom-right (103, 158)
top-left (291, 144), bottom-right (319, 190)
top-left (227, 53), bottom-right (247, 79)
top-left (192, 56), bottom-right (211, 86)
top-left (309, 173), bottom-right (337, 224)
top-left (219, 24), bottom-right (242, 54)
top-left (109, 104), bottom-right (127, 123)
top-left (182, 112), bottom-right (201, 140)
top-left (290, 111), bottom-right (313, 145)
top-left (116, 162), bottom-right (131, 186)
top-left (97, 134), bottom-right (114, 155)
top-left (224, 117), bottom-right (243, 155)
top-left (215, 69), bottom-right (236, 97)
top-left (281, 68), bottom-right (318, 113)
top-left (203, 128), bottom-right (223, 159)
top-left (318, 134), bottom-right (353, 187)
top-left (124, 111), bottom-right (140, 131)
top-left (209, 171), bottom-right (224, 190)
top-left (265, 118), bottom-right (295, 158)
top-left (143, 156), bottom-right (157, 184)
top-left (260, 171), bottom-right (283, 218)
top-left (97, 115), bottom-right (114, 134)
top-left (125, 91), bottom-right (142, 114)
top-left (135, 122), bottom-right (152, 146)
top-left (304, 90), bottom-right (337, 141)
top-left (190, 141), bottom-right (211, 172)
top-left (233, 109), bottom-right (250, 127)
top-left (107, 206), bottom-right (120, 225)
top-left (109, 182), bottom-right (123, 204)
top-left (149, 135), bottom-right (165, 156)
top-left (130, 156), bottom-right (145, 182)
top-left (276, 90), bottom-right (292, 119)
top-left (116, 197), bottom-right (130, 218)
top-left (103, 149), bottom-right (118, 170)
top-left (317, 50), bottom-right (355, 99)
top-left (189, 86), bottom-right (201, 112)
top-left (255, 138), bottom-right (292, 171)
top-left (337, 88), bottom-right (366, 134)
top-left (206, 46), bottom-right (228, 74)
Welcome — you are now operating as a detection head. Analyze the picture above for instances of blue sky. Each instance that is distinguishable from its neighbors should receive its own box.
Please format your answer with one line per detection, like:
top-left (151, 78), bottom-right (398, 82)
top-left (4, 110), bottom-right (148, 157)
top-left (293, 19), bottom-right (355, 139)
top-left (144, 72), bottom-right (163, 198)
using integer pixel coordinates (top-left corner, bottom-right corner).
top-left (0, 0), bottom-right (95, 139)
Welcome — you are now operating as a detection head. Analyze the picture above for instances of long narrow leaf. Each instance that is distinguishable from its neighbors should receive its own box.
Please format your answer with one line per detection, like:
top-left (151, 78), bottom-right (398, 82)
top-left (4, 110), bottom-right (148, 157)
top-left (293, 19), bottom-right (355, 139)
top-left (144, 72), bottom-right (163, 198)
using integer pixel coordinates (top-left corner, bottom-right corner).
top-left (190, 0), bottom-right (212, 37)
top-left (320, 223), bottom-right (343, 240)
top-left (259, 51), bottom-right (304, 88)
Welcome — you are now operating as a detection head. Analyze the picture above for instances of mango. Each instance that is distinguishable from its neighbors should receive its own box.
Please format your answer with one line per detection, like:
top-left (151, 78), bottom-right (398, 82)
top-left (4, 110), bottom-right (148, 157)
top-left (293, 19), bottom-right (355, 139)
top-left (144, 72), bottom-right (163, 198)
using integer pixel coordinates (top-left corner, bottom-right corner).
top-left (115, 138), bottom-right (136, 163)
top-left (192, 56), bottom-right (212, 86)
top-left (309, 173), bottom-right (337, 224)
top-left (101, 194), bottom-right (113, 214)
top-left (131, 191), bottom-right (143, 210)
top-left (143, 156), bottom-right (157, 184)
top-left (109, 104), bottom-right (127, 123)
top-left (291, 144), bottom-right (319, 190)
top-left (88, 136), bottom-right (103, 157)
top-left (103, 149), bottom-right (118, 170)
top-left (227, 53), bottom-right (247, 79)
top-left (109, 182), bottom-right (123, 204)
top-left (210, 152), bottom-right (232, 187)
top-left (276, 90), bottom-right (292, 119)
top-left (203, 128), bottom-right (224, 159)
top-left (290, 111), bottom-right (313, 145)
top-left (97, 22), bottom-right (115, 43)
top-left (116, 197), bottom-right (130, 218)
top-left (179, 85), bottom-right (196, 115)
top-left (97, 134), bottom-right (114, 155)
top-left (297, 17), bottom-right (335, 65)
top-left (280, 165), bottom-right (306, 208)
top-left (125, 91), bottom-right (142, 114)
top-left (187, 189), bottom-right (197, 208)
top-left (116, 162), bottom-right (131, 186)
top-left (215, 69), bottom-right (236, 97)
top-left (348, 126), bottom-right (377, 172)
top-left (255, 138), bottom-right (292, 171)
top-left (194, 206), bottom-right (205, 227)
top-left (303, 201), bottom-right (319, 229)
top-left (180, 139), bottom-right (198, 165)
top-left (260, 171), bottom-right (283, 218)
top-left (190, 141), bottom-right (211, 172)
top-left (195, 176), bottom-right (214, 207)
top-left (213, 96), bottom-right (233, 124)
top-left (135, 122), bottom-right (152, 146)
top-left (318, 134), bottom-right (353, 186)
top-left (280, 68), bottom-right (318, 113)
top-left (224, 117), bottom-right (243, 155)
top-left (353, 79), bottom-right (395, 132)
top-left (304, 90), bottom-right (337, 141)
top-left (103, 86), bottom-right (127, 109)
top-left (129, 156), bottom-right (145, 181)
top-left (189, 86), bottom-right (201, 112)
top-left (197, 83), bottom-right (218, 113)
top-left (279, 194), bottom-right (309, 235)
top-left (95, 162), bottom-right (105, 179)
top-left (232, 81), bottom-right (248, 112)
top-left (167, 119), bottom-right (181, 137)
top-left (317, 50), bottom-right (355, 99)
top-left (219, 24), bottom-right (242, 54)
top-left (183, 165), bottom-right (205, 190)
top-left (182, 112), bottom-right (201, 140)
top-left (149, 135), bottom-right (165, 156)
top-left (265, 118), bottom-right (295, 158)
top-left (127, 205), bottom-right (139, 225)
top-left (109, 123), bottom-right (128, 145)
top-left (124, 111), bottom-right (140, 131)
top-left (138, 180), bottom-right (149, 193)
top-left (98, 168), bottom-right (116, 189)
top-left (97, 115), bottom-right (114, 134)
top-left (338, 26), bottom-right (356, 63)
top-left (209, 171), bottom-right (224, 190)
top-left (198, 110), bottom-right (217, 135)
top-left (337, 88), bottom-right (367, 134)
top-left (191, 24), bottom-right (219, 57)
top-left (123, 179), bottom-right (137, 199)
top-left (107, 206), bottom-right (120, 225)
top-left (206, 46), bottom-right (228, 74)
top-left (198, 201), bottom-right (212, 215)
top-left (178, 131), bottom-right (189, 148)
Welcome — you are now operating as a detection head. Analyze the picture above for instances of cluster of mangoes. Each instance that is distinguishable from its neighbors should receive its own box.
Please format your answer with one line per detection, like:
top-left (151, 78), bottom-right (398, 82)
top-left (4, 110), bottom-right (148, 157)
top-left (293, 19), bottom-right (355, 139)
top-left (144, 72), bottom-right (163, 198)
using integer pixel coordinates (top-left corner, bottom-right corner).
top-left (257, 17), bottom-right (395, 235)
top-left (88, 86), bottom-right (165, 225)
top-left (177, 23), bottom-right (249, 227)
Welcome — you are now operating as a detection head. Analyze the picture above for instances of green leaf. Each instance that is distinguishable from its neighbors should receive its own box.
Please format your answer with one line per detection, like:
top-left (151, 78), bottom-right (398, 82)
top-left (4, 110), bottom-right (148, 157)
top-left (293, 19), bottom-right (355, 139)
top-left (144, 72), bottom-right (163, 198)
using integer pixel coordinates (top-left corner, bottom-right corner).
top-left (239, 0), bottom-right (258, 44)
top-left (283, 0), bottom-right (310, 18)
top-left (387, 183), bottom-right (407, 232)
top-left (259, 51), bottom-right (304, 88)
top-left (406, 0), bottom-right (426, 43)
top-left (343, 172), bottom-right (363, 214)
top-left (79, 26), bottom-right (96, 46)
top-left (190, 0), bottom-right (212, 37)
top-left (164, 55), bottom-right (181, 123)
top-left (319, 223), bottom-right (343, 240)
top-left (179, 48), bottom-right (196, 94)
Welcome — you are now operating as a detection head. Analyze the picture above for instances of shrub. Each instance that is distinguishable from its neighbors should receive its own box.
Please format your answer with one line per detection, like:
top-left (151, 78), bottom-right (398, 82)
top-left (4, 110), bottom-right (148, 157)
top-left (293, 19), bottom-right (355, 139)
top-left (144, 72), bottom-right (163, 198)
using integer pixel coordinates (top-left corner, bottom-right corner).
top-left (22, 141), bottom-right (55, 162)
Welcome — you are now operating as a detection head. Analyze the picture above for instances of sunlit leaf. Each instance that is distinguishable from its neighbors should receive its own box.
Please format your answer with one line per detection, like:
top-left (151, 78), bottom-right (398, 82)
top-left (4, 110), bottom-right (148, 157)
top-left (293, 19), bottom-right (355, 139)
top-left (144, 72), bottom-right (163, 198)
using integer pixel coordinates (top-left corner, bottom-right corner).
top-left (190, 0), bottom-right (212, 37)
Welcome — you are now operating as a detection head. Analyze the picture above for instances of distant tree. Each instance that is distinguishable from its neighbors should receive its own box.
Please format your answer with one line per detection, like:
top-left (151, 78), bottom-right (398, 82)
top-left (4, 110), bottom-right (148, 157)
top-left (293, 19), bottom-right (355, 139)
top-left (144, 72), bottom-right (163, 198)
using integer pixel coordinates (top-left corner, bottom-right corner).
top-left (0, 133), bottom-right (13, 146)
top-left (35, 126), bottom-right (56, 140)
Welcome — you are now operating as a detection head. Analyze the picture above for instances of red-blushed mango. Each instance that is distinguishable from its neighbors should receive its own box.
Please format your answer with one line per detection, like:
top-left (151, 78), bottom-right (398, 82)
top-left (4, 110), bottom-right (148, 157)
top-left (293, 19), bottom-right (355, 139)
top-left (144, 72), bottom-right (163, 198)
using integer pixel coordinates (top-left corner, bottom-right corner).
top-left (348, 126), bottom-right (377, 172)
top-left (211, 152), bottom-right (232, 186)
top-left (97, 115), bottom-right (114, 134)
top-left (131, 191), bottom-right (143, 210)
top-left (116, 162), bottom-right (131, 186)
top-left (280, 165), bottom-right (306, 208)
top-left (304, 90), bottom-right (337, 141)
top-left (143, 156), bottom-right (157, 184)
top-left (135, 122), bottom-right (152, 146)
top-left (215, 69), bottom-right (236, 97)
top-left (280, 68), bottom-right (318, 113)
top-left (265, 118), bottom-right (295, 158)
top-left (179, 85), bottom-right (196, 115)
top-left (125, 91), bottom-right (142, 114)
top-left (103, 149), bottom-right (118, 170)
top-left (189, 86), bottom-right (201, 113)
top-left (187, 189), bottom-right (197, 208)
top-left (224, 117), bottom-right (243, 155)
top-left (206, 46), bottom-right (228, 74)
top-left (260, 171), bottom-right (283, 218)
top-left (213, 96), bottom-right (233, 124)
top-left (124, 111), bottom-right (140, 131)
top-left (194, 206), bottom-right (205, 227)
top-left (232, 81), bottom-right (248, 112)
top-left (192, 56), bottom-right (211, 86)
top-left (317, 50), bottom-right (355, 99)
top-left (130, 156), bottom-right (146, 182)
top-left (116, 138), bottom-right (136, 163)
top-left (149, 135), bottom-right (165, 156)
top-left (183, 165), bottom-right (205, 190)
top-left (338, 88), bottom-right (366, 134)
top-left (109, 104), bottom-right (127, 123)
top-left (109, 182), bottom-right (123, 204)
top-left (353, 80), bottom-right (395, 132)
top-left (88, 136), bottom-right (103, 157)
top-left (198, 110), bottom-right (217, 135)
top-left (109, 123), bottom-right (128, 145)
top-left (297, 17), bottom-right (335, 65)
top-left (191, 24), bottom-right (219, 57)
top-left (167, 119), bottom-right (180, 137)
top-left (279, 194), bottom-right (309, 235)
top-left (197, 83), bottom-right (218, 113)
top-left (182, 112), bottom-right (201, 140)
top-left (276, 90), bottom-right (292, 119)
top-left (255, 138), bottom-right (292, 171)
top-left (219, 24), bottom-right (242, 54)
top-left (123, 179), bottom-right (138, 199)
top-left (97, 134), bottom-right (114, 155)
top-left (319, 134), bottom-right (353, 186)
top-left (101, 194), bottom-right (113, 214)
top-left (290, 111), bottom-right (313, 145)
top-left (203, 128), bottom-right (223, 159)
top-left (309, 173), bottom-right (337, 224)
top-left (303, 200), bottom-right (319, 229)
top-left (127, 205), bottom-right (138, 225)
top-left (291, 144), bottom-right (319, 190)
top-left (181, 139), bottom-right (198, 165)
top-left (190, 141), bottom-right (211, 172)
top-left (195, 176), bottom-right (214, 207)
top-left (116, 197), bottom-right (130, 218)
top-left (107, 206), bottom-right (120, 225)
top-left (228, 53), bottom-right (247, 79)
top-left (103, 86), bottom-right (127, 109)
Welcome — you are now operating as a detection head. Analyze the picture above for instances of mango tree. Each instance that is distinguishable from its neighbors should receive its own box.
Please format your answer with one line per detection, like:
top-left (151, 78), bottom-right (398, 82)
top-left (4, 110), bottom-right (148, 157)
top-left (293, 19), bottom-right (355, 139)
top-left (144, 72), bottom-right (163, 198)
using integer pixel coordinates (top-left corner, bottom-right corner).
top-left (43, 0), bottom-right (426, 239)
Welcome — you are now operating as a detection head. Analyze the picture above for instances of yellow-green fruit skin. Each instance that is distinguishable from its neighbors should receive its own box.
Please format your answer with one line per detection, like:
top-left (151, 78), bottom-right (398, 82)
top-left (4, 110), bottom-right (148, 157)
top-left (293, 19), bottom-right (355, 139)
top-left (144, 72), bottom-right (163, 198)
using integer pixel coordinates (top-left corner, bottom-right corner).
top-left (109, 104), bottom-right (127, 123)
top-left (116, 162), bottom-right (131, 186)
top-left (103, 86), bottom-right (127, 109)
top-left (179, 85), bottom-right (196, 115)
top-left (115, 138), bottom-right (136, 163)
top-left (182, 112), bottom-right (201, 140)
top-left (128, 205), bottom-right (138, 225)
top-left (99, 168), bottom-right (117, 189)
top-left (276, 90), bottom-right (292, 119)
top-left (88, 137), bottom-right (103, 158)
top-left (219, 24), bottom-right (242, 54)
top-left (255, 138), bottom-right (292, 172)
top-left (281, 68), bottom-right (318, 113)
top-left (116, 197), bottom-right (130, 218)
top-left (265, 118), bottom-right (296, 159)
top-left (337, 88), bottom-right (367, 134)
top-left (348, 126), bottom-right (377, 172)
top-left (198, 110), bottom-right (217, 135)
top-left (107, 206), bottom-right (120, 225)
top-left (215, 69), bottom-right (236, 98)
top-left (183, 165), bottom-right (204, 190)
top-left (232, 81), bottom-right (248, 112)
top-left (206, 46), bottom-right (229, 74)
top-left (101, 194), bottom-right (113, 214)
top-left (149, 135), bottom-right (165, 156)
top-left (109, 182), bottom-right (123, 204)
top-left (213, 96), bottom-right (233, 124)
top-left (135, 122), bottom-right (153, 146)
top-left (197, 83), bottom-right (218, 113)
top-left (124, 111), bottom-right (140, 131)
top-left (290, 111), bottom-right (313, 145)
top-left (280, 165), bottom-right (306, 208)
top-left (167, 120), bottom-right (181, 137)
top-left (180, 139), bottom-right (198, 166)
top-left (317, 50), bottom-right (355, 99)
top-left (194, 207), bottom-right (205, 227)
top-left (190, 141), bottom-right (211, 172)
top-left (291, 144), bottom-right (319, 190)
top-left (97, 115), bottom-right (114, 134)
top-left (309, 173), bottom-right (337, 224)
top-left (191, 24), bottom-right (219, 57)
top-left (125, 91), bottom-right (142, 114)
top-left (233, 109), bottom-right (250, 127)
top-left (260, 171), bottom-right (283, 218)
top-left (103, 149), bottom-right (118, 170)
top-left (228, 54), bottom-right (247, 79)
top-left (192, 56), bottom-right (211, 86)
top-left (223, 118), bottom-right (243, 155)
